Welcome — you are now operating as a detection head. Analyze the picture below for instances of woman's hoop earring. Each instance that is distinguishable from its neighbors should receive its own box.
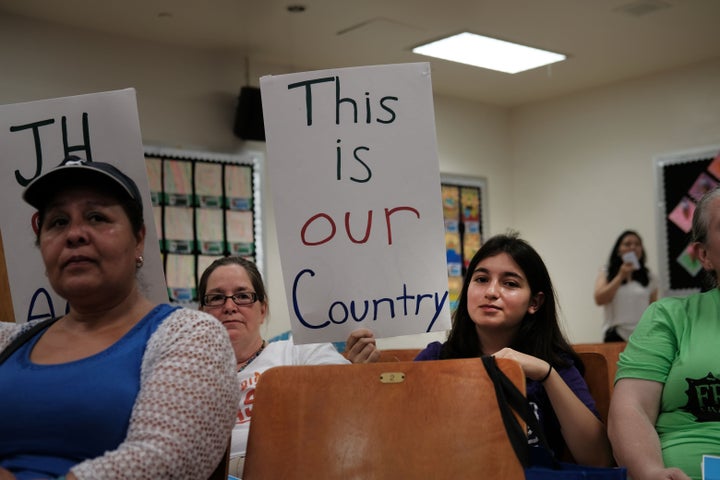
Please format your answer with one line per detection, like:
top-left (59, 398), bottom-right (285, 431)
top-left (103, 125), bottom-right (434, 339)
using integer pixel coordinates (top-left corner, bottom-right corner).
top-left (135, 255), bottom-right (144, 268)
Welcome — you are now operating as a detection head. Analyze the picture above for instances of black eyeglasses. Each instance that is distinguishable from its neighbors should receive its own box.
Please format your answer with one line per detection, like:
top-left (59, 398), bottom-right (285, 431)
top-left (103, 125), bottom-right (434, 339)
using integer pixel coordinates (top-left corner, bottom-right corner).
top-left (203, 292), bottom-right (258, 307)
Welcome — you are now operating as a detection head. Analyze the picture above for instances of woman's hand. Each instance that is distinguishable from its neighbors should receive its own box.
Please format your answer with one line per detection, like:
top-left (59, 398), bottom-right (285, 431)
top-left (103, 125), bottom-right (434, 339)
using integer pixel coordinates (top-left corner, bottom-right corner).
top-left (493, 347), bottom-right (550, 381)
top-left (640, 467), bottom-right (691, 480)
top-left (618, 261), bottom-right (635, 281)
top-left (344, 328), bottom-right (380, 363)
top-left (496, 347), bottom-right (613, 466)
top-left (594, 264), bottom-right (633, 306)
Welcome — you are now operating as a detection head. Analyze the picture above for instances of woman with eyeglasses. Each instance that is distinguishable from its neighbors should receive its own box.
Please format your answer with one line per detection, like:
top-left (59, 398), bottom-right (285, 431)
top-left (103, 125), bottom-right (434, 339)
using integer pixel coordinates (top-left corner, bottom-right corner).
top-left (197, 256), bottom-right (378, 477)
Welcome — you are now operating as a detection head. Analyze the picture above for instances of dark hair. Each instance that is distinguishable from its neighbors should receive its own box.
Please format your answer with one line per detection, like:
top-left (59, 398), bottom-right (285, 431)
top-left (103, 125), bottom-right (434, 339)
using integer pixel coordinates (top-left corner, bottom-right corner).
top-left (605, 230), bottom-right (649, 287)
top-left (198, 256), bottom-right (267, 307)
top-left (35, 173), bottom-right (144, 242)
top-left (441, 232), bottom-right (582, 372)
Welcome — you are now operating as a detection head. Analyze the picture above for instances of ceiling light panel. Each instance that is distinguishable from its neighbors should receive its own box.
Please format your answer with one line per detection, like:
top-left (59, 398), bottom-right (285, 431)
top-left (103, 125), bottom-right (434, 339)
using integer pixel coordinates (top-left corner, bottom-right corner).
top-left (413, 32), bottom-right (566, 74)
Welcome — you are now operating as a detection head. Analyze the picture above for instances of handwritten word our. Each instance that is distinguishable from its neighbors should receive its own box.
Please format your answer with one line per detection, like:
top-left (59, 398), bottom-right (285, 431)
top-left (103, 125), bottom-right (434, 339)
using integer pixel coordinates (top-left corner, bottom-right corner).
top-left (292, 268), bottom-right (448, 333)
top-left (301, 206), bottom-right (419, 246)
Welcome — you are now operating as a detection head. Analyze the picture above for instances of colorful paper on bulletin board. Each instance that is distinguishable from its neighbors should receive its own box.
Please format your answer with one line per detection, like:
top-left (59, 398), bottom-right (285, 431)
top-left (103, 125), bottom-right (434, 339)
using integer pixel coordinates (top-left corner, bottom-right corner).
top-left (676, 242), bottom-right (703, 277)
top-left (463, 230), bottom-right (481, 267)
top-left (164, 206), bottom-right (194, 254)
top-left (197, 208), bottom-right (224, 255)
top-left (688, 172), bottom-right (718, 202)
top-left (448, 276), bottom-right (463, 313)
top-left (153, 206), bottom-right (162, 243)
top-left (196, 162), bottom-right (223, 208)
top-left (667, 196), bottom-right (695, 234)
top-left (460, 187), bottom-right (480, 222)
top-left (225, 164), bottom-right (253, 210)
top-left (707, 155), bottom-right (720, 180)
top-left (442, 184), bottom-right (460, 219)
top-left (465, 220), bottom-right (481, 235)
top-left (198, 255), bottom-right (222, 281)
top-left (145, 156), bottom-right (163, 205)
top-left (165, 253), bottom-right (195, 302)
top-left (163, 159), bottom-right (194, 207)
top-left (226, 210), bottom-right (254, 256)
top-left (445, 231), bottom-right (462, 277)
top-left (444, 211), bottom-right (460, 277)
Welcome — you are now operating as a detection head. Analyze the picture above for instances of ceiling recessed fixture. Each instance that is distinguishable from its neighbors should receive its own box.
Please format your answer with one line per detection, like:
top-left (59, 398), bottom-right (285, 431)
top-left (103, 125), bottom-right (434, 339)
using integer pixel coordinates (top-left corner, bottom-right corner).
top-left (615, 0), bottom-right (671, 17)
top-left (413, 32), bottom-right (566, 74)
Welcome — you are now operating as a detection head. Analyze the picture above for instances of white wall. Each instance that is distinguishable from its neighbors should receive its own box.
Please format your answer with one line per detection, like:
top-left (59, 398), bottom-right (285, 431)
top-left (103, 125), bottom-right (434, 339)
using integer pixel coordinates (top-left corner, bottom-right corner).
top-left (2, 12), bottom-right (718, 346)
top-left (511, 59), bottom-right (720, 342)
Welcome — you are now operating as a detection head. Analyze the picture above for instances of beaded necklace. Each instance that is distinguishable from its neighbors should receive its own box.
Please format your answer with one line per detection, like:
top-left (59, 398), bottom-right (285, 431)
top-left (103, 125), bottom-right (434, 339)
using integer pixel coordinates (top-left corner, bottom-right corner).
top-left (237, 340), bottom-right (266, 372)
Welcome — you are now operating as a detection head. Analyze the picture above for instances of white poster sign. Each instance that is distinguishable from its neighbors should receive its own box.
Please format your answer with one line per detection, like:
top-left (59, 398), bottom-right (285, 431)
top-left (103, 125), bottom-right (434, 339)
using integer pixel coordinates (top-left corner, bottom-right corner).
top-left (0, 89), bottom-right (168, 323)
top-left (261, 63), bottom-right (451, 344)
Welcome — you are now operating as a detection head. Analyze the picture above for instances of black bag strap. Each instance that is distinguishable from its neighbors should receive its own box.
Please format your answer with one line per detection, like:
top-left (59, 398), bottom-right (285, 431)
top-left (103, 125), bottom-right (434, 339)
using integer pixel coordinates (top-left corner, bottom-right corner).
top-left (0, 317), bottom-right (60, 366)
top-left (482, 355), bottom-right (556, 468)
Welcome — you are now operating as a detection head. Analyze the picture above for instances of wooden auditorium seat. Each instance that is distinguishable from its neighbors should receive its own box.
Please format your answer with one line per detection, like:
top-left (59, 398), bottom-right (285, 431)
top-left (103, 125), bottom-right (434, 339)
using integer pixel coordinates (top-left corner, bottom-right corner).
top-left (375, 345), bottom-right (618, 425)
top-left (573, 342), bottom-right (627, 397)
top-left (376, 347), bottom-right (421, 362)
top-left (242, 358), bottom-right (526, 479)
top-left (575, 351), bottom-right (611, 424)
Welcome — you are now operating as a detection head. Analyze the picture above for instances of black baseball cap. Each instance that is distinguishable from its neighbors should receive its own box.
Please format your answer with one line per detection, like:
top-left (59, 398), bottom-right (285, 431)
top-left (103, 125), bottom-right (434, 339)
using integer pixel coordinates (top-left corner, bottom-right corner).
top-left (22, 155), bottom-right (143, 210)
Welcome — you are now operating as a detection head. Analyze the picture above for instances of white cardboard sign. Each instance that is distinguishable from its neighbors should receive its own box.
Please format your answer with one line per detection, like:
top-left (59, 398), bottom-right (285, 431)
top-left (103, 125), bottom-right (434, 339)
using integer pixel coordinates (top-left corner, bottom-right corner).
top-left (0, 89), bottom-right (168, 323)
top-left (261, 63), bottom-right (451, 344)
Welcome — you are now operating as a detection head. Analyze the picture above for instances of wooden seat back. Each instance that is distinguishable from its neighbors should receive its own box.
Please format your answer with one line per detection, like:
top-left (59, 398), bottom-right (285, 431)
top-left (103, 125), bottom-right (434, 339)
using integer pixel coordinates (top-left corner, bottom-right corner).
top-left (576, 351), bottom-right (611, 424)
top-left (243, 358), bottom-right (526, 480)
top-left (573, 342), bottom-right (627, 397)
top-left (376, 348), bottom-right (421, 362)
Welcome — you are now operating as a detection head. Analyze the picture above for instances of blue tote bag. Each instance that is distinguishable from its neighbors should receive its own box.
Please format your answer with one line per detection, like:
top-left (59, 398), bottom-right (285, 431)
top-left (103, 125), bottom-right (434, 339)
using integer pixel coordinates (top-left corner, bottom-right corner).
top-left (481, 356), bottom-right (627, 480)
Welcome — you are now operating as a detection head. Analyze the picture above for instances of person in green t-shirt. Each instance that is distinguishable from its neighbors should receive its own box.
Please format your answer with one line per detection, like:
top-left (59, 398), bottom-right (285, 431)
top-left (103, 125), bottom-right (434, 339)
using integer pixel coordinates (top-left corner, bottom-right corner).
top-left (609, 186), bottom-right (720, 480)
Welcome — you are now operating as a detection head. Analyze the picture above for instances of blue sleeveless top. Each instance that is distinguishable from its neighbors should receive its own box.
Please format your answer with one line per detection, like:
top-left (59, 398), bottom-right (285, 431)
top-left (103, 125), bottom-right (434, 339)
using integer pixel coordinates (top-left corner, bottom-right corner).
top-left (0, 304), bottom-right (179, 479)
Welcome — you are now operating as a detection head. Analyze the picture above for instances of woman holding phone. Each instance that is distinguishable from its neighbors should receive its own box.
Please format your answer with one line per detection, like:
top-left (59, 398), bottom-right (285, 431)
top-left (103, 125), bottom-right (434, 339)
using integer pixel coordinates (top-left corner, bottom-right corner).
top-left (594, 230), bottom-right (658, 342)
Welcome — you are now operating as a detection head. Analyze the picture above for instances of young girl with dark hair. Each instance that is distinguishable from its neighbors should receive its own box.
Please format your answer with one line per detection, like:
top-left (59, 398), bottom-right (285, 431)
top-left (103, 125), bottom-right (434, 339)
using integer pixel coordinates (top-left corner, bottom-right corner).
top-left (416, 233), bottom-right (612, 467)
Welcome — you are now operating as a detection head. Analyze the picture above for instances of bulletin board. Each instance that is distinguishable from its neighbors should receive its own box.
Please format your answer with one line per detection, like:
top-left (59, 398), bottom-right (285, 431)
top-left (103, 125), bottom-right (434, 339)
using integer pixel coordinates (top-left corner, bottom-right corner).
top-left (655, 145), bottom-right (720, 296)
top-left (144, 146), bottom-right (263, 305)
top-left (441, 175), bottom-right (488, 312)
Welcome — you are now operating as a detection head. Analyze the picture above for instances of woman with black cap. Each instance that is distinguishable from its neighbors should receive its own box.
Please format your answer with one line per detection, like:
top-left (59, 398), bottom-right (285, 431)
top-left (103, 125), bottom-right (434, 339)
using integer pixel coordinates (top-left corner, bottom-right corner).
top-left (0, 156), bottom-right (239, 479)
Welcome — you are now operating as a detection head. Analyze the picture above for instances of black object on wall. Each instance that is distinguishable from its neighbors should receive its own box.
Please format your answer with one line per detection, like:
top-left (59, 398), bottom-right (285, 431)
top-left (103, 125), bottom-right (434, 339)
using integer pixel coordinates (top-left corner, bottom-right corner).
top-left (233, 86), bottom-right (265, 141)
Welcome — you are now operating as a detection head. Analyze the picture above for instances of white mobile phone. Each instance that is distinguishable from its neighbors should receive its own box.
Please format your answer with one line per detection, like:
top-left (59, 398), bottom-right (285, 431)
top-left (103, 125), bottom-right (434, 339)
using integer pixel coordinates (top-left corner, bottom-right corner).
top-left (622, 251), bottom-right (641, 270)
